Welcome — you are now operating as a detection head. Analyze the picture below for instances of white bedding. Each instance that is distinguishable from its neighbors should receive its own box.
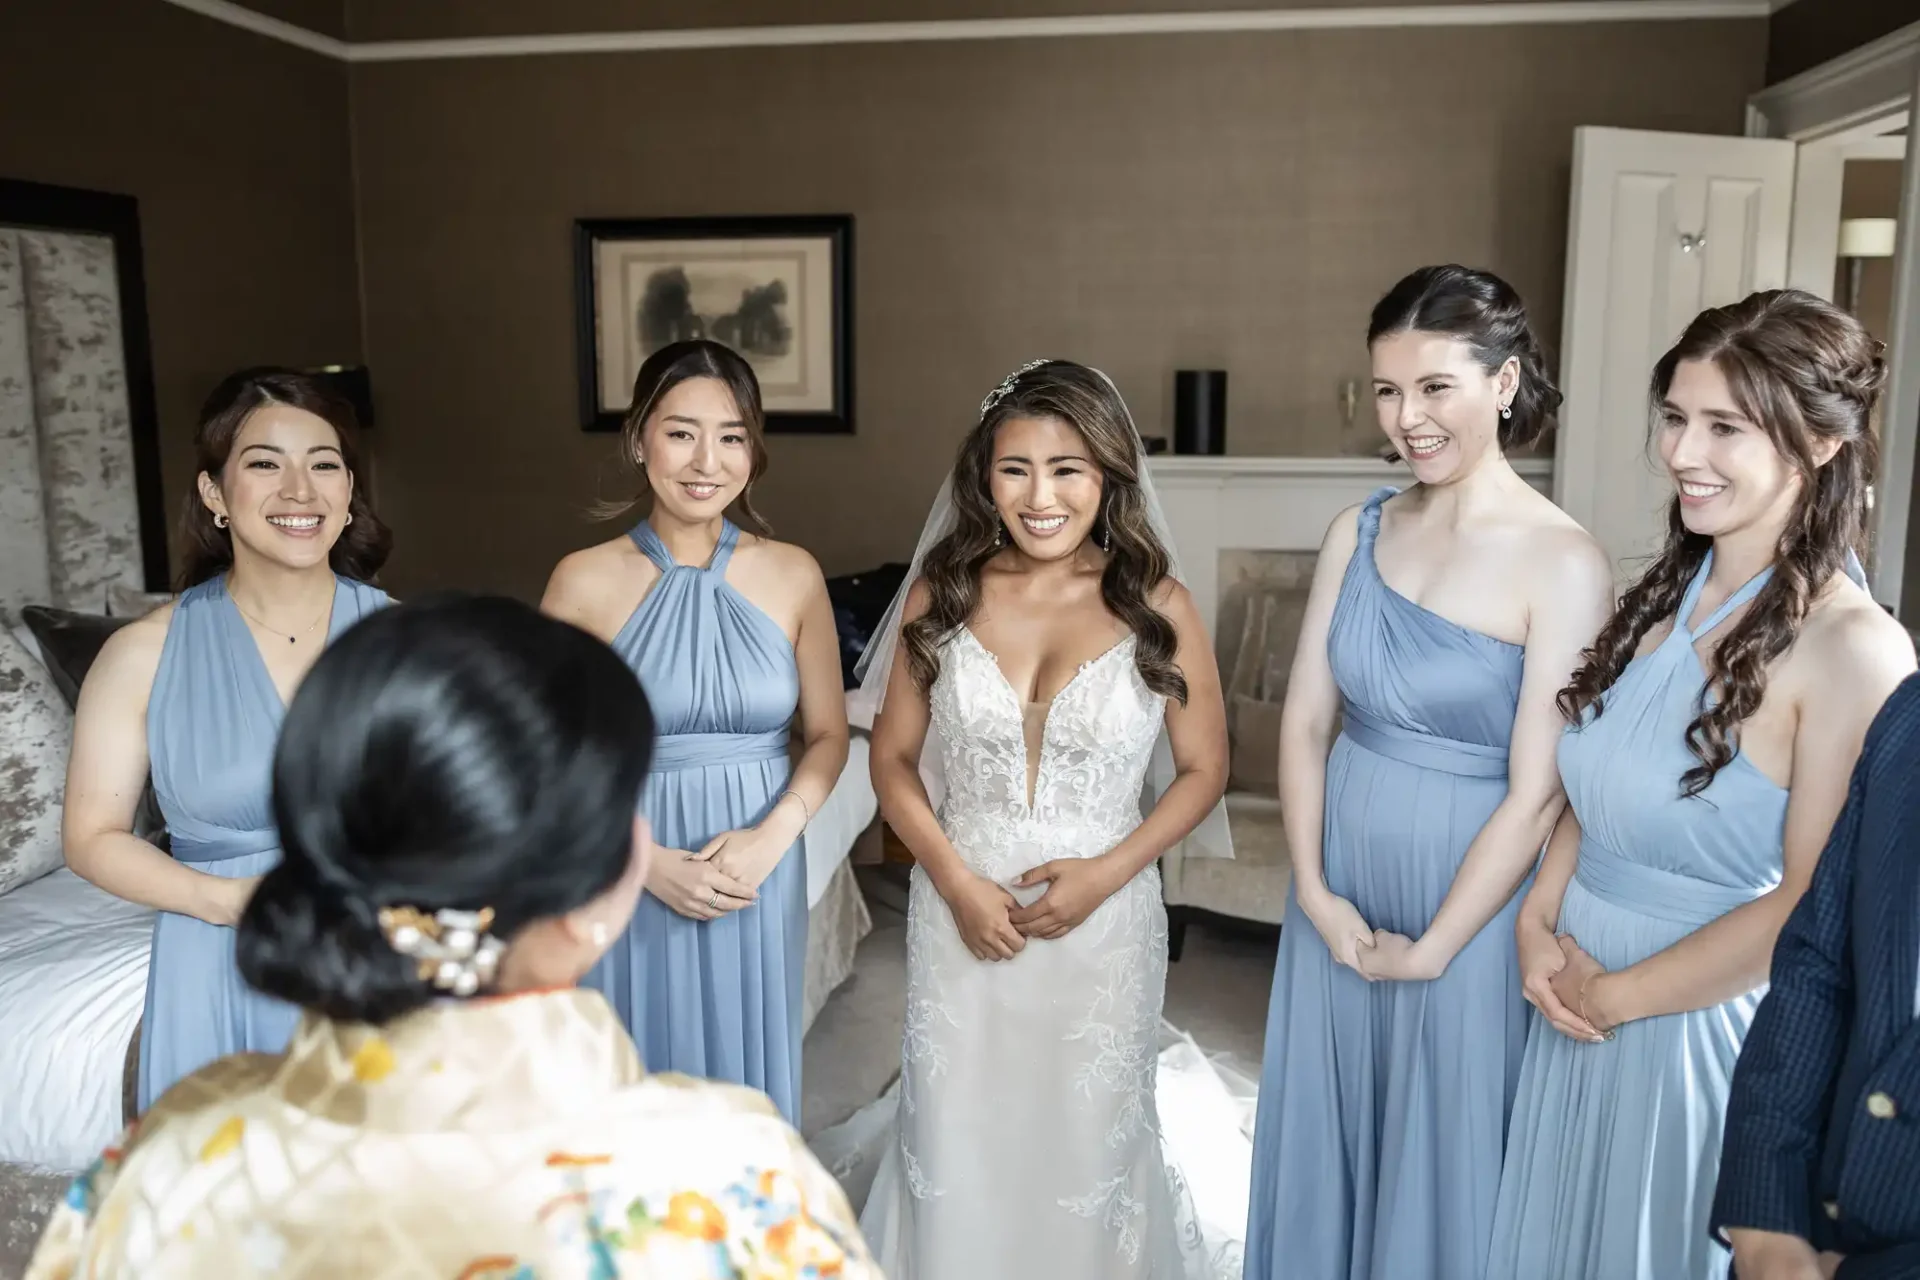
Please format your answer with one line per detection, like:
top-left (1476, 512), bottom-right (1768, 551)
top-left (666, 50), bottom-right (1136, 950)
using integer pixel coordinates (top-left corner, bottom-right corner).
top-left (0, 740), bottom-right (877, 1176)
top-left (803, 734), bottom-right (875, 907)
top-left (0, 869), bottom-right (151, 1173)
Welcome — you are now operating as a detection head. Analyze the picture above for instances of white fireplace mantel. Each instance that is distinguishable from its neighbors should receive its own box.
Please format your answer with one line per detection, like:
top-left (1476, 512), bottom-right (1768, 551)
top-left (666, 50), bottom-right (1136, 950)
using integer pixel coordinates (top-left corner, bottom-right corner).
top-left (1148, 454), bottom-right (1555, 635)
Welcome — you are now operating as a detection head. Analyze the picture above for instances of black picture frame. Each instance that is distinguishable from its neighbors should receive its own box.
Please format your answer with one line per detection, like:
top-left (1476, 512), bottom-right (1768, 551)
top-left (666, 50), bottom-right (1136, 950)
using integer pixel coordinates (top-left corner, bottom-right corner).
top-left (0, 177), bottom-right (168, 592)
top-left (574, 214), bottom-right (854, 435)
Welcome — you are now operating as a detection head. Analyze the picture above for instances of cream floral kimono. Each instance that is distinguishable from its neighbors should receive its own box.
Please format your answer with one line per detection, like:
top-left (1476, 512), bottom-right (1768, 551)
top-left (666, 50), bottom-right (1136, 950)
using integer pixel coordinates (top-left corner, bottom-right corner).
top-left (28, 988), bottom-right (879, 1279)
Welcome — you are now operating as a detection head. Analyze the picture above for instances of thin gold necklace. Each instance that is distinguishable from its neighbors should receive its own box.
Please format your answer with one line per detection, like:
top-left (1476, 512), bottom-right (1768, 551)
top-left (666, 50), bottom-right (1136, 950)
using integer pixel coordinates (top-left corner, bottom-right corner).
top-left (231, 594), bottom-right (329, 646)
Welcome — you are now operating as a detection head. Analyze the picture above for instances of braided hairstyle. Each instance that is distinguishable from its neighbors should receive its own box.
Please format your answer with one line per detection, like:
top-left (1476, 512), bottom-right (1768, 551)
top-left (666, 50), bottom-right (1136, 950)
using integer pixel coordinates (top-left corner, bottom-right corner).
top-left (1557, 289), bottom-right (1886, 796)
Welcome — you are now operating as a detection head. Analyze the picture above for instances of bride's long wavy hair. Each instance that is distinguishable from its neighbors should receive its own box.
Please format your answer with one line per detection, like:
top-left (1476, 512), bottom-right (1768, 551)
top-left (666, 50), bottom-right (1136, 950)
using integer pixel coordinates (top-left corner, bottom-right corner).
top-left (1557, 289), bottom-right (1886, 797)
top-left (901, 361), bottom-right (1188, 705)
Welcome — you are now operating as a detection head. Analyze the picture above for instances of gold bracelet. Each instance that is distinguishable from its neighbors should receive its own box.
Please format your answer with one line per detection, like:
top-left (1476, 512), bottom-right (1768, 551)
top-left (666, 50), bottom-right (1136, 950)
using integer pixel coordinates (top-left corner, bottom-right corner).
top-left (1577, 972), bottom-right (1616, 1041)
top-left (779, 788), bottom-right (811, 829)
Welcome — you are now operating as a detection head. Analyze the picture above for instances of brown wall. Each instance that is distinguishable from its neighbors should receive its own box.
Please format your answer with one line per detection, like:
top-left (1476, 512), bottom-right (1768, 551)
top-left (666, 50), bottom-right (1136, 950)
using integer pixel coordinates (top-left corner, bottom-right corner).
top-left (0, 0), bottom-right (362, 579)
top-left (351, 19), bottom-right (1766, 598)
top-left (1767, 0), bottom-right (1916, 85)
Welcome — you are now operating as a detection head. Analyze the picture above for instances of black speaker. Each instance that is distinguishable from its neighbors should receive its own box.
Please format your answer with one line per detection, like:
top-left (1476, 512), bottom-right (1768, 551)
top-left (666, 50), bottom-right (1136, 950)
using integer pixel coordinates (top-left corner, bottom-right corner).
top-left (306, 364), bottom-right (375, 430)
top-left (1173, 370), bottom-right (1226, 455)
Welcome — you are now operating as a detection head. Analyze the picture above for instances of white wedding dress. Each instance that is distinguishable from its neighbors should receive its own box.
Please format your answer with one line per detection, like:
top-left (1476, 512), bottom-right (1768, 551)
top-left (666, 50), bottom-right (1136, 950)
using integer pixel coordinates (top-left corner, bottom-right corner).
top-left (840, 628), bottom-right (1248, 1279)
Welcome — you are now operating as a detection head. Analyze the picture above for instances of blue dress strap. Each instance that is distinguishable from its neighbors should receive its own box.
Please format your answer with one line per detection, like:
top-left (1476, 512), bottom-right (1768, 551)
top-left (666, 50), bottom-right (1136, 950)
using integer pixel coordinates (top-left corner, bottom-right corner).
top-left (706, 520), bottom-right (741, 575)
top-left (1357, 486), bottom-right (1400, 542)
top-left (627, 522), bottom-right (675, 573)
top-left (1680, 550), bottom-right (1774, 641)
top-left (1843, 545), bottom-right (1868, 590)
top-left (627, 519), bottom-right (739, 574)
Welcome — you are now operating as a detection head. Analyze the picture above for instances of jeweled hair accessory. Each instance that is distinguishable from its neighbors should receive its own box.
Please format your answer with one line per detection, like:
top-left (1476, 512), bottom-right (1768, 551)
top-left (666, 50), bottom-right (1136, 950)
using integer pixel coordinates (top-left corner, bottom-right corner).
top-left (979, 359), bottom-right (1053, 418)
top-left (378, 905), bottom-right (505, 998)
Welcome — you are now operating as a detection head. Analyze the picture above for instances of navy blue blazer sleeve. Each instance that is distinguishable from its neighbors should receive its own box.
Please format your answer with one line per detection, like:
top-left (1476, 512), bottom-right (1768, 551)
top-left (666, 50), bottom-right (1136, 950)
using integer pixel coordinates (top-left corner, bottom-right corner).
top-left (1835, 1242), bottom-right (1920, 1279)
top-left (1710, 731), bottom-right (1870, 1247)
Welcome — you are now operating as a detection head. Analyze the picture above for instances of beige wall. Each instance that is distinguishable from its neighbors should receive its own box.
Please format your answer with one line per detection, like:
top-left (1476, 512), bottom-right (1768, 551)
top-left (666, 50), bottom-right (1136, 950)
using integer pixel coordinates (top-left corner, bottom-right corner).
top-left (351, 19), bottom-right (1766, 598)
top-left (0, 0), bottom-right (361, 581)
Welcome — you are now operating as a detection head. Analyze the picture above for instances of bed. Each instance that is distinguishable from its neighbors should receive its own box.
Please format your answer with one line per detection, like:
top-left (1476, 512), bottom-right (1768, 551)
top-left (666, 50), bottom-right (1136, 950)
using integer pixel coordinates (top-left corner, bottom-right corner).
top-left (0, 219), bottom-right (878, 1204)
top-left (0, 719), bottom-right (876, 1177)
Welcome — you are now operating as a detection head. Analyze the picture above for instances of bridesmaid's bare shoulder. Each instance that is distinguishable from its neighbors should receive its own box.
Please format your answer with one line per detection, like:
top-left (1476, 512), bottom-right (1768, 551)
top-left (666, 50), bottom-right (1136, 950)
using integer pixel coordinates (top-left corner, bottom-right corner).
top-left (541, 533), bottom-right (654, 643)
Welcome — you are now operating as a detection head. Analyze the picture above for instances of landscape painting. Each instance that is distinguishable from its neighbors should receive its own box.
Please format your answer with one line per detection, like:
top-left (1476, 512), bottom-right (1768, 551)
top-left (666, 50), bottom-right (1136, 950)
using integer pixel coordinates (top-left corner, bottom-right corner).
top-left (575, 215), bottom-right (852, 434)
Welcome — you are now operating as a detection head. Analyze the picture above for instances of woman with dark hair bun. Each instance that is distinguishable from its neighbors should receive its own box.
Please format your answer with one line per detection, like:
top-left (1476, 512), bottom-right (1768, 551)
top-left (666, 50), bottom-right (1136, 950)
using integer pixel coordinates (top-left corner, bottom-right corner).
top-left (61, 367), bottom-right (392, 1113)
top-left (29, 595), bottom-right (879, 1280)
top-left (1244, 265), bottom-right (1615, 1279)
top-left (1489, 292), bottom-right (1914, 1278)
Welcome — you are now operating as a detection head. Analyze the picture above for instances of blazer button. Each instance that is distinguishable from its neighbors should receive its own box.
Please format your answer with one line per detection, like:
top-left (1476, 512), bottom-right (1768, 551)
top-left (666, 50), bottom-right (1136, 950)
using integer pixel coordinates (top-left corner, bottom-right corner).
top-left (1824, 1200), bottom-right (1841, 1220)
top-left (1867, 1092), bottom-right (1899, 1119)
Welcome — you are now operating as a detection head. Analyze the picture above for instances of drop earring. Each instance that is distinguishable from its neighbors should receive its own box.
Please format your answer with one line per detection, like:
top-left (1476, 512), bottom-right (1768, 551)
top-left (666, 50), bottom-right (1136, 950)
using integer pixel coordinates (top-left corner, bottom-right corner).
top-left (591, 921), bottom-right (609, 948)
top-left (1499, 403), bottom-right (1513, 420)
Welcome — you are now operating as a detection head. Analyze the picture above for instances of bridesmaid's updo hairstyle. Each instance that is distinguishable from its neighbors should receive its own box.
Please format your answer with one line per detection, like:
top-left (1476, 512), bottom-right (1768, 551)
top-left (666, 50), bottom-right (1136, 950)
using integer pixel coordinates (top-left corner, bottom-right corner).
top-left (1558, 289), bottom-right (1884, 797)
top-left (236, 595), bottom-right (656, 1025)
top-left (1367, 264), bottom-right (1562, 457)
top-left (599, 339), bottom-right (772, 532)
top-left (177, 367), bottom-right (392, 590)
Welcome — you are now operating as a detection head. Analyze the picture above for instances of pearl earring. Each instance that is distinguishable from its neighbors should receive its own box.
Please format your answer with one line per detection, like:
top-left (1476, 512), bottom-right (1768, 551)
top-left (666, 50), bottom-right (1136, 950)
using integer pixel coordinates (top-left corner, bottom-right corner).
top-left (1499, 404), bottom-right (1513, 420)
top-left (591, 922), bottom-right (609, 948)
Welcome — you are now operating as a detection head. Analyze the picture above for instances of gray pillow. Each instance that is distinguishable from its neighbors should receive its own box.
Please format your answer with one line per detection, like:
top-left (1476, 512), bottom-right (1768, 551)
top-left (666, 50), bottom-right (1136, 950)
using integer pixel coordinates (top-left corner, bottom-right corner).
top-left (19, 606), bottom-right (169, 850)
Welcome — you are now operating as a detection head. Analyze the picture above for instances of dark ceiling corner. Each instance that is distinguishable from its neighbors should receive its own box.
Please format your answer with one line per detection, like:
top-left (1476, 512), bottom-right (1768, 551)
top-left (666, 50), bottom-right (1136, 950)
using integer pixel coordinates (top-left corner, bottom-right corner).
top-left (1767, 0), bottom-right (1916, 85)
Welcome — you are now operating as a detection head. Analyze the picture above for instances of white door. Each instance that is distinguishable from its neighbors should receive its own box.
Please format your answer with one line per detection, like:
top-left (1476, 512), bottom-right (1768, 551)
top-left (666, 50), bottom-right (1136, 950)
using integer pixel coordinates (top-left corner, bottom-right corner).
top-left (1554, 127), bottom-right (1797, 581)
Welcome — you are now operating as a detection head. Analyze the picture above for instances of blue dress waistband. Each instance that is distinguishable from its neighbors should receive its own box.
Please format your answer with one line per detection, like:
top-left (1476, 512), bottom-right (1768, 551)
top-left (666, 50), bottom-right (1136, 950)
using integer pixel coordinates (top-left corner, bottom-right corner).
top-left (1340, 702), bottom-right (1509, 779)
top-left (651, 728), bottom-right (790, 772)
top-left (1573, 835), bottom-right (1775, 927)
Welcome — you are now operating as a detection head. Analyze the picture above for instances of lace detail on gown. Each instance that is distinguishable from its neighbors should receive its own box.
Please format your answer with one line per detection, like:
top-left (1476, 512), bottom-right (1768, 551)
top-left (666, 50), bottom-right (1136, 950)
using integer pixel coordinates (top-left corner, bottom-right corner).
top-left (849, 629), bottom-right (1233, 1279)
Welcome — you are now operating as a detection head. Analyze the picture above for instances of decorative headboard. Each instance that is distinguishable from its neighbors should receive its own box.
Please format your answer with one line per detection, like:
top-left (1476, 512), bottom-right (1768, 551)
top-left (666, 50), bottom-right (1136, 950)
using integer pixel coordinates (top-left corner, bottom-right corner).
top-left (0, 177), bottom-right (168, 619)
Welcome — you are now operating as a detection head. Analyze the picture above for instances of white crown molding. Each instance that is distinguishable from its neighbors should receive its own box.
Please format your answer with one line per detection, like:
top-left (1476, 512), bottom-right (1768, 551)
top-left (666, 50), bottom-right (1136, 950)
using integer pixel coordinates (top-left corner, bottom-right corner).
top-left (1747, 18), bottom-right (1920, 141)
top-left (1147, 453), bottom-right (1553, 480)
top-left (157, 0), bottom-right (1766, 63)
top-left (157, 0), bottom-right (349, 57)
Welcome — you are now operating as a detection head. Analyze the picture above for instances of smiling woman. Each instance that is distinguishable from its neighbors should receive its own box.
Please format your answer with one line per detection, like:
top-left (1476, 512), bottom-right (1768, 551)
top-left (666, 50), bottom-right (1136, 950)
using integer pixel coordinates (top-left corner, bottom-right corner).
top-left (59, 367), bottom-right (394, 1112)
top-left (539, 339), bottom-right (849, 1124)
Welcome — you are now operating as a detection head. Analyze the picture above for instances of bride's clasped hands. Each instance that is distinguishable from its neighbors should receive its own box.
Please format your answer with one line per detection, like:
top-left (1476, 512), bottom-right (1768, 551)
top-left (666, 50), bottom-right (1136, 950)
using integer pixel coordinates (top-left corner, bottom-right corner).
top-left (1009, 854), bottom-right (1125, 940)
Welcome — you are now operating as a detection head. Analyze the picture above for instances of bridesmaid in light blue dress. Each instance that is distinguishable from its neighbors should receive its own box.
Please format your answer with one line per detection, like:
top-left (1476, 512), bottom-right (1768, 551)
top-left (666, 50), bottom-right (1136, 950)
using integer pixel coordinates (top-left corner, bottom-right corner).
top-left (1488, 290), bottom-right (1912, 1279)
top-left (542, 340), bottom-right (847, 1123)
top-left (142, 572), bottom-right (386, 1108)
top-left (58, 367), bottom-right (393, 1113)
top-left (1246, 266), bottom-right (1613, 1280)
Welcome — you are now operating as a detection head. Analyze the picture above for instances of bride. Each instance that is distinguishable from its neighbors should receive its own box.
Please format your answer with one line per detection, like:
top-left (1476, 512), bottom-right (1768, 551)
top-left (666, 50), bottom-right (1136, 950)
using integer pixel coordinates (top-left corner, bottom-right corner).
top-left (845, 359), bottom-right (1242, 1278)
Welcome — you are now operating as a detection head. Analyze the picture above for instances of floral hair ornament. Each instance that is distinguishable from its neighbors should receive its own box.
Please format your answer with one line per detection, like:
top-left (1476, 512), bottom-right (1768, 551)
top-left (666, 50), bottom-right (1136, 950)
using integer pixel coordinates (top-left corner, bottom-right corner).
top-left (377, 905), bottom-right (505, 998)
top-left (980, 359), bottom-right (1054, 418)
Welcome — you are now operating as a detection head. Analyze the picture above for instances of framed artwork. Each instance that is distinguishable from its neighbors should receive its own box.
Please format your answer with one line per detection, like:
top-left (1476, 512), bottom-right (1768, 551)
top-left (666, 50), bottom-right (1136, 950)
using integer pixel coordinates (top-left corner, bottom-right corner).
top-left (574, 214), bottom-right (853, 434)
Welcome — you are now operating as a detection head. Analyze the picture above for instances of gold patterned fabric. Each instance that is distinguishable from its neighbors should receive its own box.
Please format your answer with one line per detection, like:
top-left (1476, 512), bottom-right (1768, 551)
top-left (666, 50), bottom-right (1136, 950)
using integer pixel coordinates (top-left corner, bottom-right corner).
top-left (27, 988), bottom-right (880, 1279)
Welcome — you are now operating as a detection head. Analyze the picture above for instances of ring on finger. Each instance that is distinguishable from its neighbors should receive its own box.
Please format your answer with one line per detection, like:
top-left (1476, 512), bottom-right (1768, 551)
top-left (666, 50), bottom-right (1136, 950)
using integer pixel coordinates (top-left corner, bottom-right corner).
top-left (707, 890), bottom-right (719, 909)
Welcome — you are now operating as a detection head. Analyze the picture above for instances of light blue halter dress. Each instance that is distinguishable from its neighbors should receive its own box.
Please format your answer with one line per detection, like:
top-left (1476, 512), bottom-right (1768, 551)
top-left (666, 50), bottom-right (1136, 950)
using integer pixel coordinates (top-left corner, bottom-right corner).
top-left (139, 573), bottom-right (389, 1112)
top-left (582, 519), bottom-right (809, 1122)
top-left (1489, 552), bottom-right (1794, 1279)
